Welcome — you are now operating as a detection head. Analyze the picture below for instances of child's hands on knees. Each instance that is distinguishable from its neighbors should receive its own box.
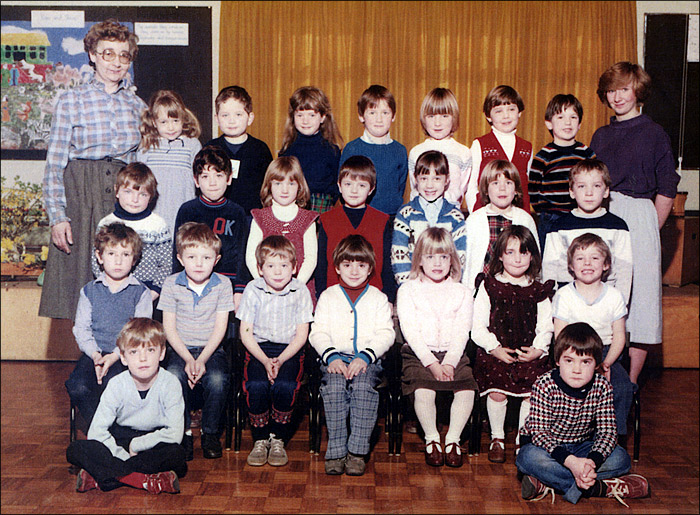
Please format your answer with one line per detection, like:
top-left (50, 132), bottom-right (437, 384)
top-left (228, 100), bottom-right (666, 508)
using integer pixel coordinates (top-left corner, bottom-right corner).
top-left (345, 358), bottom-right (368, 380)
top-left (491, 346), bottom-right (517, 364)
top-left (515, 346), bottom-right (543, 363)
top-left (428, 362), bottom-right (452, 381)
top-left (327, 359), bottom-right (347, 375)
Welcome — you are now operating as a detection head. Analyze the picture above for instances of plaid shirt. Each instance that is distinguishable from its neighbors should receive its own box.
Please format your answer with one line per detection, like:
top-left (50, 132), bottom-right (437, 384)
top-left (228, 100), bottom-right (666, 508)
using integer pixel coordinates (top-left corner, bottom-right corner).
top-left (42, 72), bottom-right (146, 225)
top-left (520, 369), bottom-right (617, 468)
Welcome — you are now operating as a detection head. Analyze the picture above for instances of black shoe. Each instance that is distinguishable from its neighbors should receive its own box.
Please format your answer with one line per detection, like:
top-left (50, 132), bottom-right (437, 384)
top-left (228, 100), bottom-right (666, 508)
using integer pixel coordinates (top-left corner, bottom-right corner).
top-left (201, 433), bottom-right (222, 459)
top-left (182, 434), bottom-right (193, 461)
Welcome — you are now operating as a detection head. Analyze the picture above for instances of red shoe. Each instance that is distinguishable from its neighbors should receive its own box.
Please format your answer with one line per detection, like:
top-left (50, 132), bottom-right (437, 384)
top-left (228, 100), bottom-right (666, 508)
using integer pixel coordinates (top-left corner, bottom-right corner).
top-left (76, 469), bottom-right (98, 492)
top-left (143, 471), bottom-right (180, 494)
top-left (602, 474), bottom-right (650, 507)
top-left (424, 441), bottom-right (444, 467)
top-left (521, 475), bottom-right (555, 503)
top-left (444, 443), bottom-right (463, 468)
top-left (488, 438), bottom-right (505, 463)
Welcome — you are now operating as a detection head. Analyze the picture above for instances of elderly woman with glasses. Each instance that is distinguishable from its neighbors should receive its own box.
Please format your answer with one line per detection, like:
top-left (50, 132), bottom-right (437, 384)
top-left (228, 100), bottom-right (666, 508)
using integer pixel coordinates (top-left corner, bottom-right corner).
top-left (40, 19), bottom-right (147, 321)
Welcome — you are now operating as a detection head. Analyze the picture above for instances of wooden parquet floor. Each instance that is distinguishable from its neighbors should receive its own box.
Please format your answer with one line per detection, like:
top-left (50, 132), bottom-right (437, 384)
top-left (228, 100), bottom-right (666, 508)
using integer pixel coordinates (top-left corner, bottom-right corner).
top-left (1, 361), bottom-right (698, 514)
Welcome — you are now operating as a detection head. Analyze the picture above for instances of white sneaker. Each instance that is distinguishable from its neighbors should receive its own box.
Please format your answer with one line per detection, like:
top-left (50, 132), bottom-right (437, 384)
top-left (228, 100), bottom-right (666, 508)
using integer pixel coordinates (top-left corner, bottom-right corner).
top-left (247, 439), bottom-right (269, 466)
top-left (267, 434), bottom-right (288, 466)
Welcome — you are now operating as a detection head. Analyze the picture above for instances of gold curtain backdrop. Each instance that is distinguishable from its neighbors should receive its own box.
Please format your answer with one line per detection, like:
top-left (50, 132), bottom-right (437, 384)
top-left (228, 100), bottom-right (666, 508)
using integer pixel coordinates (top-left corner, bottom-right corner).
top-left (220, 1), bottom-right (636, 183)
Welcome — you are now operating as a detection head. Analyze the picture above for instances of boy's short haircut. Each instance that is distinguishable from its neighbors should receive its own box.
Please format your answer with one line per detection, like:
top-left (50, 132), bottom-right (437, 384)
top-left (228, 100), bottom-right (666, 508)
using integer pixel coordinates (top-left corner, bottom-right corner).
top-left (567, 232), bottom-right (612, 281)
top-left (193, 145), bottom-right (232, 179)
top-left (568, 158), bottom-right (612, 190)
top-left (545, 94), bottom-right (584, 122)
top-left (332, 234), bottom-right (376, 276)
top-left (483, 85), bottom-right (525, 117)
top-left (255, 235), bottom-right (297, 270)
top-left (94, 222), bottom-right (142, 265)
top-left (489, 225), bottom-right (541, 281)
top-left (175, 221), bottom-right (222, 256)
top-left (215, 85), bottom-right (253, 114)
top-left (420, 87), bottom-right (460, 135)
top-left (338, 155), bottom-right (377, 190)
top-left (260, 156), bottom-right (311, 208)
top-left (115, 162), bottom-right (158, 204)
top-left (116, 317), bottom-right (167, 353)
top-left (84, 18), bottom-right (138, 65)
top-left (478, 159), bottom-right (523, 207)
top-left (414, 150), bottom-right (450, 180)
top-left (357, 84), bottom-right (396, 117)
top-left (553, 321), bottom-right (604, 366)
top-left (596, 61), bottom-right (652, 106)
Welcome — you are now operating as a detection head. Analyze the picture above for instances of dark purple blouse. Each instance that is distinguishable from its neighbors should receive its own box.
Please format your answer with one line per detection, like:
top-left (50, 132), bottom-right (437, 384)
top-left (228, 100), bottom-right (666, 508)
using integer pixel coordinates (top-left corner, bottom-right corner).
top-left (590, 114), bottom-right (679, 199)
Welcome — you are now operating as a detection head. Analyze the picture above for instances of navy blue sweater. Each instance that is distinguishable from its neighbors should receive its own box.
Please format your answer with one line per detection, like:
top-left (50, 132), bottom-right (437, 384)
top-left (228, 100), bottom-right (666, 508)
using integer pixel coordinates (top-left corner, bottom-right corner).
top-left (280, 131), bottom-right (341, 200)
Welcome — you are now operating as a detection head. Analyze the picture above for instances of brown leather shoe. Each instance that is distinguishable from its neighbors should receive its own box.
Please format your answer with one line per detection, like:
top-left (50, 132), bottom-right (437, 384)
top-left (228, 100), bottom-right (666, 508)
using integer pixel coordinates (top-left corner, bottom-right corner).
top-left (488, 438), bottom-right (505, 463)
top-left (425, 441), bottom-right (444, 467)
top-left (445, 443), bottom-right (463, 467)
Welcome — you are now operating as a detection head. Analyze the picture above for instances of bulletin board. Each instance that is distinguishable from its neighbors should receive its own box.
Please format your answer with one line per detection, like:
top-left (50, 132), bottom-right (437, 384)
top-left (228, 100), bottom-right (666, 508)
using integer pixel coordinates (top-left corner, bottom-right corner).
top-left (1, 5), bottom-right (213, 159)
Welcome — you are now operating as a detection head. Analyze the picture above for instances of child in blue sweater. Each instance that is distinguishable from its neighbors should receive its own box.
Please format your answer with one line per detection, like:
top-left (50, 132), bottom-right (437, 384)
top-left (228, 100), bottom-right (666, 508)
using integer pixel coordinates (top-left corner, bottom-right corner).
top-left (339, 85), bottom-right (408, 217)
top-left (279, 86), bottom-right (343, 213)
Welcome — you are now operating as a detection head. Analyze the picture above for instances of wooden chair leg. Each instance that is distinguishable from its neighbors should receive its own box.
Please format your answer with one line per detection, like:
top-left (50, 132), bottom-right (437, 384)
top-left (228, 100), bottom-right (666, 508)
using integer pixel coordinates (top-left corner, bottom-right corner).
top-left (234, 389), bottom-right (244, 452)
top-left (633, 388), bottom-right (641, 462)
top-left (469, 395), bottom-right (482, 456)
top-left (70, 401), bottom-right (77, 444)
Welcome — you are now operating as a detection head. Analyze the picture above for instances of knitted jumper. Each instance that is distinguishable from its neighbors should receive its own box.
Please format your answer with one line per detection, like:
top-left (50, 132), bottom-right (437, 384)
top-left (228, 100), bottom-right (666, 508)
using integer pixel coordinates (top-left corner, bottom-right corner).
top-left (473, 130), bottom-right (532, 212)
top-left (251, 206), bottom-right (318, 276)
top-left (280, 131), bottom-right (341, 199)
top-left (205, 134), bottom-right (273, 214)
top-left (319, 205), bottom-right (389, 291)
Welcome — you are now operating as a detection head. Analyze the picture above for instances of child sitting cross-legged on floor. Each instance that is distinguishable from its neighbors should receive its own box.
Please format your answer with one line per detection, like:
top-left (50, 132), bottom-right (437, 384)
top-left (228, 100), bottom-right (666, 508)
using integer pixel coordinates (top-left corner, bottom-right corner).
top-left (67, 318), bottom-right (187, 494)
top-left (516, 322), bottom-right (649, 506)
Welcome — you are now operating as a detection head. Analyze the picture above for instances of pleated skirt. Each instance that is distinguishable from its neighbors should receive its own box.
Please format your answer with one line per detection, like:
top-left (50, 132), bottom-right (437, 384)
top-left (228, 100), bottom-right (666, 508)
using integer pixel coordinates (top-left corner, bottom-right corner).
top-left (39, 159), bottom-right (125, 320)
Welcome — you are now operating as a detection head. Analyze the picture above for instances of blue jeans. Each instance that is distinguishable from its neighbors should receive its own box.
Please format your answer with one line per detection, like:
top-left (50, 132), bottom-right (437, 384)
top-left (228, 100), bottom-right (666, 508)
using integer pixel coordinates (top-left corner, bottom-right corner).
top-left (537, 211), bottom-right (567, 251)
top-left (166, 346), bottom-right (230, 436)
top-left (65, 353), bottom-right (127, 427)
top-left (602, 346), bottom-right (636, 436)
top-left (516, 441), bottom-right (631, 503)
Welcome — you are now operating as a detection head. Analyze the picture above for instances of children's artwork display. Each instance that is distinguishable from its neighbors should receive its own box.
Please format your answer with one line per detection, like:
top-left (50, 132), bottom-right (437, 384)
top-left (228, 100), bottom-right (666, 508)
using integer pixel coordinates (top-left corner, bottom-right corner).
top-left (1, 20), bottom-right (134, 156)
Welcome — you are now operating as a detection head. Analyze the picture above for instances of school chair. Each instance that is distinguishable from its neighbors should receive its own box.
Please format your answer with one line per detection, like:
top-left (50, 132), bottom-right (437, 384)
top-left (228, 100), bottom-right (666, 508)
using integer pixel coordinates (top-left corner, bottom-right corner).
top-left (227, 338), bottom-right (316, 452)
top-left (306, 338), bottom-right (404, 455)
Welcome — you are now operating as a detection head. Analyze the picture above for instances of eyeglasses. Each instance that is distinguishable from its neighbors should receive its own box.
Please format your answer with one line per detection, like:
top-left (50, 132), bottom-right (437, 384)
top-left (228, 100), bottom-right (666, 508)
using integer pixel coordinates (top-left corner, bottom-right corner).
top-left (95, 49), bottom-right (132, 65)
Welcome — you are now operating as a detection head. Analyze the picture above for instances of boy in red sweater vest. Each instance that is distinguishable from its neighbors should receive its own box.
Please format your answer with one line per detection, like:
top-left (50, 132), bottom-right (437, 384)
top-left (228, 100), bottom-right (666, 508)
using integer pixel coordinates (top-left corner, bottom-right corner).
top-left (467, 85), bottom-right (533, 214)
top-left (315, 155), bottom-right (396, 304)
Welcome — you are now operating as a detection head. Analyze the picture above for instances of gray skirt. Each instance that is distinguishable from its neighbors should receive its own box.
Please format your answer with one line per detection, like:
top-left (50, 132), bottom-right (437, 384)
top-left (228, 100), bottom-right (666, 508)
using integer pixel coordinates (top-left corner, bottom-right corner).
top-left (609, 191), bottom-right (662, 344)
top-left (401, 344), bottom-right (478, 396)
top-left (39, 159), bottom-right (125, 320)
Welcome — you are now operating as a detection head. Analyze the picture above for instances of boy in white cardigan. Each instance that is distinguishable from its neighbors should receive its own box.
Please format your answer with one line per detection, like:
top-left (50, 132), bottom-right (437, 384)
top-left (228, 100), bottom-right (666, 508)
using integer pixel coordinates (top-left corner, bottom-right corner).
top-left (310, 235), bottom-right (395, 476)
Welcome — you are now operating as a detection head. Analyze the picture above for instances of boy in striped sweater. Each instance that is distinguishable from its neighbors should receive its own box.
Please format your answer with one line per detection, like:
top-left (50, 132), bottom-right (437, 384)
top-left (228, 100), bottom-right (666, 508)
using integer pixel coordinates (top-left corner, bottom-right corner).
top-left (516, 322), bottom-right (649, 506)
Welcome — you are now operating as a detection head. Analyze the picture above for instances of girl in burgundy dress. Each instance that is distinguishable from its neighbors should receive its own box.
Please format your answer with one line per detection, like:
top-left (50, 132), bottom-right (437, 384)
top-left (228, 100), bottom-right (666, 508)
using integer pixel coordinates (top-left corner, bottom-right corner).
top-left (246, 156), bottom-right (318, 301)
top-left (471, 225), bottom-right (554, 463)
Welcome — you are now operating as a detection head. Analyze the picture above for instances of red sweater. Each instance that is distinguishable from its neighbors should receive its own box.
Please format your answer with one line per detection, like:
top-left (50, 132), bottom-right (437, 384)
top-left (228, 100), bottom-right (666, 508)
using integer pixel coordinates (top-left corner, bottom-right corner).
top-left (319, 205), bottom-right (389, 291)
top-left (474, 131), bottom-right (532, 212)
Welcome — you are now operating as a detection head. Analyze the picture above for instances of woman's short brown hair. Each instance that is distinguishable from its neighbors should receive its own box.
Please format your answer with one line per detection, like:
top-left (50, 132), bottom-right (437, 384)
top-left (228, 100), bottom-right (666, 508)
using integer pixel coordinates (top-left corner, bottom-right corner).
top-left (596, 61), bottom-right (652, 106)
top-left (84, 19), bottom-right (138, 65)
